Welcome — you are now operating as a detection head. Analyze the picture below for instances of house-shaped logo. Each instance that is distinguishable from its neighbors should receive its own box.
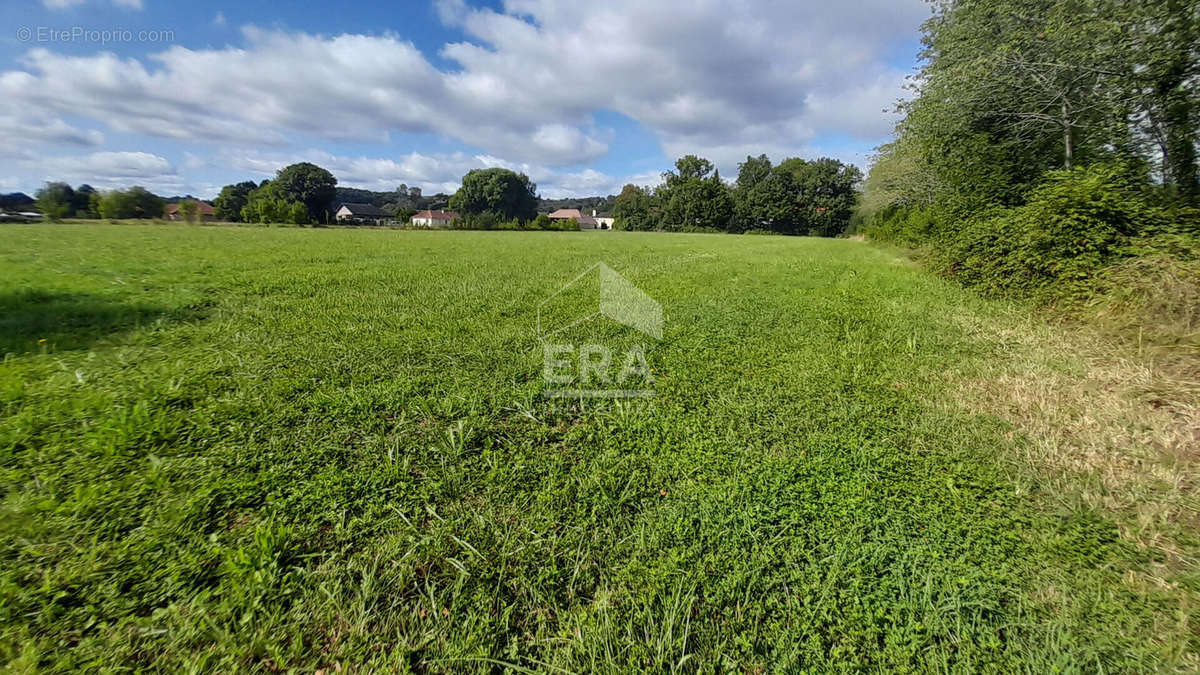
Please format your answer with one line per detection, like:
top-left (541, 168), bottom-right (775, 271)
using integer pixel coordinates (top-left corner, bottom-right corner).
top-left (538, 262), bottom-right (661, 399)
top-left (537, 262), bottom-right (662, 342)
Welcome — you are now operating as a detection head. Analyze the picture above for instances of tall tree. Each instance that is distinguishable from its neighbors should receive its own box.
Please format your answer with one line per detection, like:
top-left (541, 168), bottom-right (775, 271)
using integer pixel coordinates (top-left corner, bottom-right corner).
top-left (73, 184), bottom-right (97, 217)
top-left (448, 168), bottom-right (539, 221)
top-left (274, 162), bottom-right (337, 223)
top-left (35, 182), bottom-right (74, 220)
top-left (658, 155), bottom-right (733, 231)
top-left (213, 181), bottom-right (258, 222)
top-left (612, 184), bottom-right (658, 231)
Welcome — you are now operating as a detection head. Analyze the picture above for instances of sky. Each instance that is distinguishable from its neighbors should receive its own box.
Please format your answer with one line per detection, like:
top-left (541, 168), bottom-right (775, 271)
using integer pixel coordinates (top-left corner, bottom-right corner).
top-left (0, 0), bottom-right (930, 199)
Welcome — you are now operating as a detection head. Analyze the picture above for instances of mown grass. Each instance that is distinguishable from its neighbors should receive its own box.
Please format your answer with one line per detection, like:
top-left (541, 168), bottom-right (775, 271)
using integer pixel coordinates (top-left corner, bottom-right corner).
top-left (0, 224), bottom-right (1194, 672)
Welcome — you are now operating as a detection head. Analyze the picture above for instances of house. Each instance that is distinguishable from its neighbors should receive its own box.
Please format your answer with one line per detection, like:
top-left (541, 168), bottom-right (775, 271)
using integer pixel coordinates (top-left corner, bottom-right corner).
top-left (548, 208), bottom-right (613, 230)
top-left (410, 209), bottom-right (460, 228)
top-left (335, 203), bottom-right (393, 225)
top-left (164, 201), bottom-right (215, 221)
top-left (592, 210), bottom-right (615, 229)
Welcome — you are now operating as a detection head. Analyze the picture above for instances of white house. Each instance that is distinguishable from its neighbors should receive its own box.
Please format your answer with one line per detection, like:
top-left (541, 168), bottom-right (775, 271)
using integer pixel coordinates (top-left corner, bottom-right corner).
top-left (411, 209), bottom-right (460, 228)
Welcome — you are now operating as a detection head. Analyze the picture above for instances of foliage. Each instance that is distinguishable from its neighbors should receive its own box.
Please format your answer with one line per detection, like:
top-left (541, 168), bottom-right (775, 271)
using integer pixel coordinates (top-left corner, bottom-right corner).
top-left (449, 168), bottom-right (539, 221)
top-left (612, 184), bottom-right (658, 231)
top-left (860, 0), bottom-right (1200, 301)
top-left (73, 185), bottom-right (98, 218)
top-left (96, 187), bottom-right (164, 220)
top-left (657, 155), bottom-right (733, 232)
top-left (213, 181), bottom-right (258, 222)
top-left (0, 225), bottom-right (1191, 670)
top-left (240, 181), bottom-right (310, 225)
top-left (734, 156), bottom-right (862, 235)
top-left (936, 164), bottom-right (1169, 298)
top-left (273, 163), bottom-right (337, 224)
top-left (34, 182), bottom-right (74, 220)
top-left (177, 200), bottom-right (200, 223)
top-left (394, 206), bottom-right (418, 223)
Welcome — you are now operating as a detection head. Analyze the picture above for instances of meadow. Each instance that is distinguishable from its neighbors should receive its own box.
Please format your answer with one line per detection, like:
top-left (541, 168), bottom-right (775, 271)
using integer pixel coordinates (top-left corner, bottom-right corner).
top-left (0, 224), bottom-right (1194, 672)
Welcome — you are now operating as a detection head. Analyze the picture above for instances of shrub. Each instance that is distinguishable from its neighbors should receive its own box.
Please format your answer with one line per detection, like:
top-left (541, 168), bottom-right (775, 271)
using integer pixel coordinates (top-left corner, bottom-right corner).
top-left (935, 164), bottom-right (1170, 299)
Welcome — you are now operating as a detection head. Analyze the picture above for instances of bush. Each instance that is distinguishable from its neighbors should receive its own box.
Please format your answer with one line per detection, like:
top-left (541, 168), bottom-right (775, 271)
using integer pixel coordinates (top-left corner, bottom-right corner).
top-left (863, 204), bottom-right (955, 247)
top-left (934, 164), bottom-right (1170, 299)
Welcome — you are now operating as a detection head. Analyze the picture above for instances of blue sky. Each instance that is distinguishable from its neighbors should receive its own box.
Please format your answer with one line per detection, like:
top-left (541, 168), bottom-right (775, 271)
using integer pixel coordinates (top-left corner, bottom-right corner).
top-left (0, 0), bottom-right (929, 198)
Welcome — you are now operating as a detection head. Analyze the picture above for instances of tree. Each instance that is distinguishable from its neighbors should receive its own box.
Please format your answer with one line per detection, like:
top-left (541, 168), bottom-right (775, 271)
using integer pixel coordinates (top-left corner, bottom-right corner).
top-left (73, 184), bottom-right (97, 217)
top-left (97, 187), bottom-right (164, 219)
top-left (213, 181), bottom-right (258, 222)
top-left (394, 206), bottom-right (418, 223)
top-left (273, 162), bottom-right (337, 223)
top-left (87, 191), bottom-right (102, 219)
top-left (241, 181), bottom-right (308, 224)
top-left (612, 184), bottom-right (659, 230)
top-left (785, 158), bottom-right (863, 237)
top-left (1123, 0), bottom-right (1199, 200)
top-left (35, 182), bottom-right (75, 220)
top-left (178, 200), bottom-right (200, 223)
top-left (657, 155), bottom-right (733, 231)
top-left (448, 168), bottom-right (538, 221)
top-left (733, 155), bottom-right (781, 231)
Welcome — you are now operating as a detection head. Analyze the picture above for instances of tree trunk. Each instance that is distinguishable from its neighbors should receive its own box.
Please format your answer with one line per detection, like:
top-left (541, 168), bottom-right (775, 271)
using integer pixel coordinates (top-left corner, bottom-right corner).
top-left (1062, 99), bottom-right (1074, 170)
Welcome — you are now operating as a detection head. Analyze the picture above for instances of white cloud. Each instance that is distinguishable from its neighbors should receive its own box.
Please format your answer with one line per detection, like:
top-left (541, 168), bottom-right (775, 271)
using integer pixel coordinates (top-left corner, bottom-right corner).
top-left (6, 0), bottom-right (928, 195)
top-left (213, 11), bottom-right (226, 27)
top-left (28, 151), bottom-right (178, 191)
top-left (217, 148), bottom-right (636, 199)
top-left (0, 105), bottom-right (104, 151)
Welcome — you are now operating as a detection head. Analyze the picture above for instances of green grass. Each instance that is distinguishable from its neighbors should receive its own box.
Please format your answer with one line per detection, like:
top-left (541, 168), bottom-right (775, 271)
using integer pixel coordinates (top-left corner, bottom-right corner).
top-left (0, 224), bottom-right (1193, 672)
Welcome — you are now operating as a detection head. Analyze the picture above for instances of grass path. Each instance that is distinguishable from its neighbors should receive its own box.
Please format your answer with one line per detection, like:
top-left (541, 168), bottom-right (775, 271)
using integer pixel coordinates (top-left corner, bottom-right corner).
top-left (0, 225), bottom-right (1193, 671)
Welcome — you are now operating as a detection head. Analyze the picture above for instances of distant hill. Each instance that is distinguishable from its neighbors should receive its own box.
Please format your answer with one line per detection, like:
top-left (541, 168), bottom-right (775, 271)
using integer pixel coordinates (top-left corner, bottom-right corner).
top-left (334, 187), bottom-right (451, 214)
top-left (0, 192), bottom-right (34, 211)
top-left (538, 195), bottom-right (616, 214)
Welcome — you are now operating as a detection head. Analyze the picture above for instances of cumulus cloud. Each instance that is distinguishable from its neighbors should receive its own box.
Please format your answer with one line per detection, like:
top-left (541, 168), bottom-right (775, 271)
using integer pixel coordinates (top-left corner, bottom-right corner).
top-left (0, 105), bottom-right (104, 151)
top-left (27, 151), bottom-right (178, 191)
top-left (0, 27), bottom-right (610, 164)
top-left (6, 0), bottom-right (928, 195)
top-left (217, 147), bottom-right (637, 199)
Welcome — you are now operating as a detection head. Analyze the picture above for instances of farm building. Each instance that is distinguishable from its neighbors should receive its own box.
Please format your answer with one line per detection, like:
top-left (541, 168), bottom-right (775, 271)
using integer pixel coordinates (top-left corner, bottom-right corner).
top-left (335, 203), bottom-right (393, 225)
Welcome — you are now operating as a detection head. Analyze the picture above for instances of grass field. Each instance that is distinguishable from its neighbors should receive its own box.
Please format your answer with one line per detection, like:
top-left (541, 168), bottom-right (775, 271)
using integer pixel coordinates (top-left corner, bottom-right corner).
top-left (1, 224), bottom-right (1194, 672)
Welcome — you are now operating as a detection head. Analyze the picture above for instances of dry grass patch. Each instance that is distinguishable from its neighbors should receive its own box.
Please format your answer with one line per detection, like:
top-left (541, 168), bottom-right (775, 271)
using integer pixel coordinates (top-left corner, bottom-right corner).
top-left (951, 307), bottom-right (1199, 564)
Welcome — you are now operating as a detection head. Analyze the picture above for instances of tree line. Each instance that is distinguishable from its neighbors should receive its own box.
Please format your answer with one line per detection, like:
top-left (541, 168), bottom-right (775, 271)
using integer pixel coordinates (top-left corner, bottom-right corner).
top-left (613, 154), bottom-right (861, 235)
top-left (30, 154), bottom-right (863, 236)
top-left (34, 182), bottom-right (166, 220)
top-left (859, 0), bottom-right (1198, 298)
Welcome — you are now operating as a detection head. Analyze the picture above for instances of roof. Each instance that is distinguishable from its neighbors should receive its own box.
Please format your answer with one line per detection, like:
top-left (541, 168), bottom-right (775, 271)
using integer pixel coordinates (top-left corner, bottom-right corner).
top-left (578, 215), bottom-right (597, 226)
top-left (165, 201), bottom-right (214, 215)
top-left (338, 202), bottom-right (391, 217)
top-left (412, 210), bottom-right (460, 220)
top-left (548, 208), bottom-right (583, 219)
